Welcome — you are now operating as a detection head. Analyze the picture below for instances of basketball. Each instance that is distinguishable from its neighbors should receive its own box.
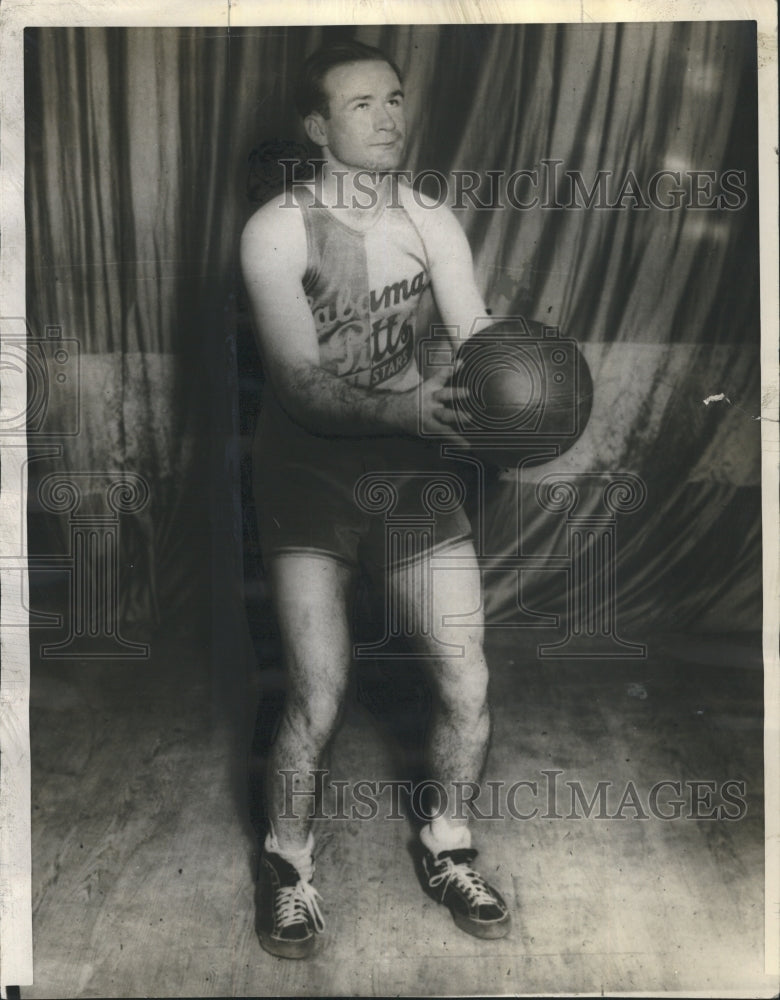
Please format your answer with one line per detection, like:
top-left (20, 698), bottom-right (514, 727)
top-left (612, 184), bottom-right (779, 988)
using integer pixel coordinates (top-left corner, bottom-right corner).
top-left (451, 318), bottom-right (593, 468)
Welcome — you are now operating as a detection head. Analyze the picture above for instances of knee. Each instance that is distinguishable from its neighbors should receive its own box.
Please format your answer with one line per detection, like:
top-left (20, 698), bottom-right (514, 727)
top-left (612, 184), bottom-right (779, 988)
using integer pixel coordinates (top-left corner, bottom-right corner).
top-left (284, 691), bottom-right (343, 747)
top-left (437, 661), bottom-right (490, 727)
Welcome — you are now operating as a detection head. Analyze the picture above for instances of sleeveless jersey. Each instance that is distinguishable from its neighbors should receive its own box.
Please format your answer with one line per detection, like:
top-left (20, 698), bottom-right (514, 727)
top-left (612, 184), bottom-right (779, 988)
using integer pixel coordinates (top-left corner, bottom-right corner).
top-left (292, 184), bottom-right (431, 390)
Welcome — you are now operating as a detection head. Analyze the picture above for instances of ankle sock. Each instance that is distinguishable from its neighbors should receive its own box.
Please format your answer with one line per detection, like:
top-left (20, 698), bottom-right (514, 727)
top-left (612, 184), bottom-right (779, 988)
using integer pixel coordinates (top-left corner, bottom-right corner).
top-left (264, 829), bottom-right (315, 882)
top-left (421, 818), bottom-right (472, 855)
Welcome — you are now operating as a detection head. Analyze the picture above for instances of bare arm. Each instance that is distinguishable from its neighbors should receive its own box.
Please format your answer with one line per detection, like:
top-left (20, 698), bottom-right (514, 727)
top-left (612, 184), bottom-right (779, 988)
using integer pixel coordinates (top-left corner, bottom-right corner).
top-left (239, 198), bottom-right (460, 438)
top-left (402, 189), bottom-right (494, 346)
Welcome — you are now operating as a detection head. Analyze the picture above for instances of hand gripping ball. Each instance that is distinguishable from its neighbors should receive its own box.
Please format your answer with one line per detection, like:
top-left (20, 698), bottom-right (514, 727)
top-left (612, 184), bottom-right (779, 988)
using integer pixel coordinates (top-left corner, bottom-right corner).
top-left (451, 318), bottom-right (593, 468)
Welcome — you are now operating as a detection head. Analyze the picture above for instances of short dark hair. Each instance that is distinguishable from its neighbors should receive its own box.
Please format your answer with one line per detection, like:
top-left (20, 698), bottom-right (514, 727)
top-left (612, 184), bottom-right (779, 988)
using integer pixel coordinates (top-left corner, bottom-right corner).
top-left (294, 40), bottom-right (403, 119)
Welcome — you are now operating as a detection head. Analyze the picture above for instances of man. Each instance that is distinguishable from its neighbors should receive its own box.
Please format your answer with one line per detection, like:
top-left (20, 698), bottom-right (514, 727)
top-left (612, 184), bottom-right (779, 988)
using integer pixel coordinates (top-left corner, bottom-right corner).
top-left (240, 39), bottom-right (511, 959)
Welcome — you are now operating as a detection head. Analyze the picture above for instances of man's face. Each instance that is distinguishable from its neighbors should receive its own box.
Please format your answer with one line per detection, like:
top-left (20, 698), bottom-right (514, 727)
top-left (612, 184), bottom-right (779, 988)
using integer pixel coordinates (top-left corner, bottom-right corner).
top-left (307, 60), bottom-right (406, 172)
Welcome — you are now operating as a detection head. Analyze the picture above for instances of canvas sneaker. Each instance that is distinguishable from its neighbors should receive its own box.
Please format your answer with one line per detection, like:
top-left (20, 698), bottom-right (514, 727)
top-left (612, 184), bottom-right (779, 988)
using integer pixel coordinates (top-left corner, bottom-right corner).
top-left (422, 845), bottom-right (511, 939)
top-left (255, 850), bottom-right (324, 959)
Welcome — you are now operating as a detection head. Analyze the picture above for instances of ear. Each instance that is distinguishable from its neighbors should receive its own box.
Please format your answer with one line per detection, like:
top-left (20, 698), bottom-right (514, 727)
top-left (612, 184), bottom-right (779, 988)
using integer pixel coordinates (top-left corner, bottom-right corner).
top-left (303, 113), bottom-right (328, 148)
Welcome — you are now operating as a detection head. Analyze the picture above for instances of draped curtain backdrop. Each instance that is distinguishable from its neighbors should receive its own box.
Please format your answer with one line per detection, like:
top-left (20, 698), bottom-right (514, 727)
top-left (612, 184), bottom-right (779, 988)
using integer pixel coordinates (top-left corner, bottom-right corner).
top-left (24, 23), bottom-right (761, 649)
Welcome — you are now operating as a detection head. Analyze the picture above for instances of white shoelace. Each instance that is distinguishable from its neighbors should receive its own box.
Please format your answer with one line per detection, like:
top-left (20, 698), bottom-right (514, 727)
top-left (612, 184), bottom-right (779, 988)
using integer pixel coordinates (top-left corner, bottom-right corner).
top-left (275, 879), bottom-right (325, 933)
top-left (428, 856), bottom-right (498, 908)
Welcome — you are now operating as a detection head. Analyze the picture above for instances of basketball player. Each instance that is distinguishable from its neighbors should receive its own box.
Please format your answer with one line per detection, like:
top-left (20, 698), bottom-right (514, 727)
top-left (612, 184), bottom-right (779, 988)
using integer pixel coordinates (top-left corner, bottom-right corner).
top-left (240, 39), bottom-right (511, 959)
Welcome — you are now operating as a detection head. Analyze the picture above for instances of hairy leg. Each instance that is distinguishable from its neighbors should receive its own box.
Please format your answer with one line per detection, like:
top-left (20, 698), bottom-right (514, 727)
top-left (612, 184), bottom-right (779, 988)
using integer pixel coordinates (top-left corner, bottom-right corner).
top-left (265, 553), bottom-right (355, 852)
top-left (387, 539), bottom-right (489, 832)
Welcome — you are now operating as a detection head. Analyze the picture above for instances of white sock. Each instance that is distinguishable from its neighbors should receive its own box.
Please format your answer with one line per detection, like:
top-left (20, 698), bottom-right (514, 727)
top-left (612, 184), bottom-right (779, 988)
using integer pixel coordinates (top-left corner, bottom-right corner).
top-left (264, 829), bottom-right (315, 882)
top-left (420, 818), bottom-right (472, 855)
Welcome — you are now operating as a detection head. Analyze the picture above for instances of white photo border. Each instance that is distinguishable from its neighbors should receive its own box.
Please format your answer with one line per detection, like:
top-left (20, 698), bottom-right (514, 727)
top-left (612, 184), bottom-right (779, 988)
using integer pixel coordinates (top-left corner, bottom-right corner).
top-left (0, 0), bottom-right (777, 991)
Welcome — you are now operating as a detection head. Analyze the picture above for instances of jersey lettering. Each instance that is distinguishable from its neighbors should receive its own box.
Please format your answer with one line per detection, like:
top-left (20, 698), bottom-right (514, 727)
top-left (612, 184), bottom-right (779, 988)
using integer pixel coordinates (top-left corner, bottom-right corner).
top-left (296, 188), bottom-right (429, 390)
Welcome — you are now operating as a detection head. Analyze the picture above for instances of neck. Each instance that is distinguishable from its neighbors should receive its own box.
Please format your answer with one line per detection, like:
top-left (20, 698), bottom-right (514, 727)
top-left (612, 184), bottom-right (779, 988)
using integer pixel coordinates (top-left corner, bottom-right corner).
top-left (317, 159), bottom-right (396, 217)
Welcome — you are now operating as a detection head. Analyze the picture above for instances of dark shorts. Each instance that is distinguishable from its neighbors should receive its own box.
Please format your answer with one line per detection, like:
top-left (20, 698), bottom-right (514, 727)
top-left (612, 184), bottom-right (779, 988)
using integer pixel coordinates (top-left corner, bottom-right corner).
top-left (253, 405), bottom-right (473, 574)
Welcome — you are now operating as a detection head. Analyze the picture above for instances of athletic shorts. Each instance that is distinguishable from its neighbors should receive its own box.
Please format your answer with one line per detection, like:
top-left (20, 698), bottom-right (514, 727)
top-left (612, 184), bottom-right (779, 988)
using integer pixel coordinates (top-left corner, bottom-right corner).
top-left (253, 403), bottom-right (473, 574)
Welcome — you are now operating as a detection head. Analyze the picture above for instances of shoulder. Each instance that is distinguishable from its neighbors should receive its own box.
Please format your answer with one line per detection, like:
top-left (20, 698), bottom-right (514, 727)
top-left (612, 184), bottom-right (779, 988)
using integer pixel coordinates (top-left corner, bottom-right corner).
top-left (240, 190), bottom-right (308, 272)
top-left (394, 179), bottom-right (470, 257)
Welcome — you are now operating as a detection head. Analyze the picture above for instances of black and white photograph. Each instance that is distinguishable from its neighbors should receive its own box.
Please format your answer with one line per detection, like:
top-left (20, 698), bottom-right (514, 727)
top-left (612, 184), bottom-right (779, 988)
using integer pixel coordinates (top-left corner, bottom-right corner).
top-left (0, 1), bottom-right (778, 997)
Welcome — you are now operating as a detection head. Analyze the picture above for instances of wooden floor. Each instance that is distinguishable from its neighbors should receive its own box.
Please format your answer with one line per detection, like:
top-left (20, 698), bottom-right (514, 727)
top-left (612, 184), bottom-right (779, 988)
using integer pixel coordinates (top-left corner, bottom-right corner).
top-left (25, 622), bottom-right (775, 997)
